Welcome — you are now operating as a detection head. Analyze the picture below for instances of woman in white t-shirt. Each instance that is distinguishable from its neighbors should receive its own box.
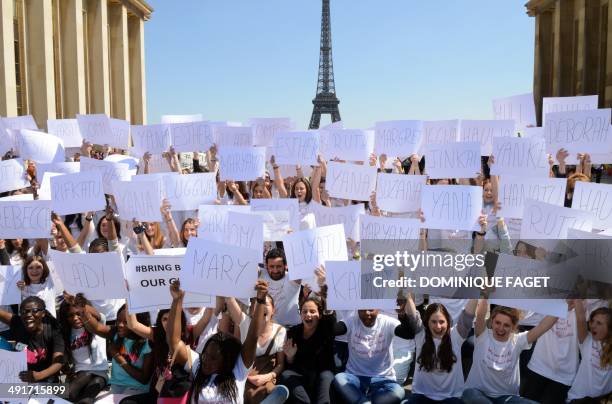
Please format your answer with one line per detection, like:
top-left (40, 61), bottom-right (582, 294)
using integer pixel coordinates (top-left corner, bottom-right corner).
top-left (166, 279), bottom-right (267, 404)
top-left (404, 295), bottom-right (477, 403)
top-left (566, 303), bottom-right (612, 403)
top-left (462, 300), bottom-right (558, 404)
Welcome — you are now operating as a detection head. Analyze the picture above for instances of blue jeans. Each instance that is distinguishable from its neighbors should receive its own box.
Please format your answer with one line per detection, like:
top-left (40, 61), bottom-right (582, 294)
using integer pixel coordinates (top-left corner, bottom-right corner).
top-left (403, 393), bottom-right (463, 403)
top-left (462, 388), bottom-right (539, 404)
top-left (261, 385), bottom-right (290, 404)
top-left (333, 372), bottom-right (405, 404)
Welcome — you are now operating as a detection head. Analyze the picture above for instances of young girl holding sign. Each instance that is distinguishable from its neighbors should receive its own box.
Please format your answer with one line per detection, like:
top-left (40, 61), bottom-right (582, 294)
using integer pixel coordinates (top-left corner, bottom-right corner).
top-left (462, 300), bottom-right (558, 404)
top-left (404, 295), bottom-right (477, 403)
top-left (566, 303), bottom-right (612, 402)
top-left (16, 255), bottom-right (57, 318)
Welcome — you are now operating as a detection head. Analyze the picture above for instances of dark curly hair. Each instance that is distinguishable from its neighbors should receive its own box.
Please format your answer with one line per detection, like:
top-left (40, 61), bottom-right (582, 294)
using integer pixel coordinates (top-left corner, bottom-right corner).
top-left (417, 303), bottom-right (456, 373)
top-left (58, 294), bottom-right (93, 366)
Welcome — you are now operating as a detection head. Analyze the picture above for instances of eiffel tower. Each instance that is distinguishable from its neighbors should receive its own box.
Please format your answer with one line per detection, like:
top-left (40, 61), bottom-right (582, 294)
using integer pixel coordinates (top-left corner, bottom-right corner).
top-left (308, 0), bottom-right (341, 129)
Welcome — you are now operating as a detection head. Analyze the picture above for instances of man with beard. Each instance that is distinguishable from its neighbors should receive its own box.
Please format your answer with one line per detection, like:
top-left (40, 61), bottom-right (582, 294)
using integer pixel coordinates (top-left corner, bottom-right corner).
top-left (259, 248), bottom-right (302, 327)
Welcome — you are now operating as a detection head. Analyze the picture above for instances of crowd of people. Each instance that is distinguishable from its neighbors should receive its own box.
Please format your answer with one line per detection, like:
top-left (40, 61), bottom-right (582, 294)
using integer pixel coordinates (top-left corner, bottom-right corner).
top-left (0, 133), bottom-right (610, 404)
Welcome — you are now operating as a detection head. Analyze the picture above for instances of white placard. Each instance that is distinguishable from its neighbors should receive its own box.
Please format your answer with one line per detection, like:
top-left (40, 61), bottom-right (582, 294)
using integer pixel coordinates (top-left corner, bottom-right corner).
top-left (326, 261), bottom-right (397, 310)
top-left (282, 224), bottom-right (348, 280)
top-left (161, 114), bottom-right (204, 124)
top-left (197, 205), bottom-right (251, 242)
top-left (490, 136), bottom-right (549, 177)
top-left (131, 124), bottom-right (172, 155)
top-left (0, 158), bottom-right (28, 193)
top-left (2, 115), bottom-right (37, 131)
top-left (572, 182), bottom-right (612, 230)
top-left (180, 238), bottom-right (260, 298)
top-left (216, 126), bottom-right (253, 147)
top-left (250, 117), bottom-right (293, 147)
top-left (104, 154), bottom-right (139, 170)
top-left (310, 202), bottom-right (364, 242)
top-left (0, 350), bottom-right (27, 384)
top-left (542, 95), bottom-right (598, 126)
top-left (50, 250), bottom-right (127, 300)
top-left (218, 147), bottom-right (266, 181)
top-left (521, 127), bottom-right (544, 138)
top-left (162, 173), bottom-right (216, 211)
top-left (0, 199), bottom-right (51, 238)
top-left (424, 141), bottom-right (481, 179)
top-left (146, 154), bottom-right (173, 174)
top-left (360, 214), bottom-right (421, 241)
top-left (36, 162), bottom-right (80, 180)
top-left (17, 129), bottom-right (65, 163)
top-left (272, 131), bottom-right (320, 166)
top-left (320, 129), bottom-right (374, 161)
top-left (251, 198), bottom-right (300, 232)
top-left (256, 210), bottom-right (291, 241)
top-left (376, 173), bottom-right (425, 213)
top-left (47, 119), bottom-right (83, 147)
top-left (113, 179), bottom-right (163, 222)
top-left (109, 118), bottom-right (130, 149)
top-left (421, 185), bottom-right (483, 231)
top-left (38, 172), bottom-right (62, 201)
top-left (0, 266), bottom-right (22, 305)
top-left (492, 93), bottom-right (536, 130)
top-left (544, 109), bottom-right (612, 154)
top-left (77, 114), bottom-right (128, 148)
top-left (80, 157), bottom-right (131, 194)
top-left (498, 176), bottom-right (566, 219)
top-left (50, 171), bottom-right (105, 215)
top-left (520, 199), bottom-right (592, 240)
top-left (223, 211), bottom-right (264, 258)
top-left (421, 120), bottom-right (460, 152)
top-left (325, 161), bottom-right (377, 202)
top-left (459, 119), bottom-right (515, 156)
top-left (169, 121), bottom-right (215, 153)
top-left (0, 124), bottom-right (16, 155)
top-left (374, 120), bottom-right (423, 157)
top-left (126, 255), bottom-right (212, 313)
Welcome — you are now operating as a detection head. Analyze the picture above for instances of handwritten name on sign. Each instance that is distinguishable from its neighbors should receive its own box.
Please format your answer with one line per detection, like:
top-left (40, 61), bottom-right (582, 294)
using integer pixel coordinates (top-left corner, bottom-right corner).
top-left (0, 158), bottom-right (28, 193)
top-left (223, 211), bottom-right (264, 257)
top-left (77, 113), bottom-right (128, 148)
top-left (375, 173), bottom-right (425, 213)
top-left (0, 265), bottom-right (22, 305)
top-left (0, 350), bottom-right (27, 384)
top-left (542, 95), bottom-right (598, 126)
top-left (544, 109), bottom-right (612, 154)
top-left (126, 255), bottom-right (212, 313)
top-left (492, 93), bottom-right (537, 130)
top-left (572, 182), bottom-right (612, 230)
top-left (113, 179), bottom-right (163, 222)
top-left (163, 173), bottom-right (216, 211)
top-left (49, 250), bottom-right (128, 300)
top-left (421, 120), bottom-right (459, 151)
top-left (421, 185), bottom-right (483, 231)
top-left (424, 141), bottom-right (481, 179)
top-left (131, 124), bottom-right (172, 155)
top-left (2, 115), bottom-right (37, 131)
top-left (50, 171), bottom-right (106, 215)
top-left (326, 161), bottom-right (377, 202)
top-left (320, 129), bottom-right (375, 162)
top-left (216, 126), bottom-right (253, 148)
top-left (169, 121), bottom-right (215, 152)
top-left (360, 214), bottom-right (421, 240)
top-left (520, 199), bottom-right (592, 240)
top-left (273, 131), bottom-right (320, 166)
top-left (18, 129), bottom-right (65, 163)
top-left (459, 119), bottom-right (515, 156)
top-left (250, 117), bottom-right (293, 147)
top-left (251, 198), bottom-right (300, 232)
top-left (310, 202), bottom-right (365, 242)
top-left (282, 224), bottom-right (349, 281)
top-left (0, 199), bottom-right (51, 239)
top-left (110, 118), bottom-right (130, 148)
top-left (180, 238), bottom-right (259, 298)
top-left (80, 157), bottom-right (131, 194)
top-left (218, 147), bottom-right (266, 181)
top-left (374, 120), bottom-right (423, 157)
top-left (490, 136), bottom-right (549, 178)
top-left (47, 118), bottom-right (83, 147)
top-left (498, 176), bottom-right (566, 219)
top-left (198, 205), bottom-right (251, 242)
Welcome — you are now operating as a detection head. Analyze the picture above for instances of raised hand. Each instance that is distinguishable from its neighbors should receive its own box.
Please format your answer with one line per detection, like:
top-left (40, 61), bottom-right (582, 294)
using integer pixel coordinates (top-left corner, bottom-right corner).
top-left (283, 338), bottom-right (298, 362)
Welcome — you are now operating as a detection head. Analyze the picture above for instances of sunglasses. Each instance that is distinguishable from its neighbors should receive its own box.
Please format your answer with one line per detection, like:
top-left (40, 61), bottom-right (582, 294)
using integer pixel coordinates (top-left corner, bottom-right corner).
top-left (20, 308), bottom-right (44, 316)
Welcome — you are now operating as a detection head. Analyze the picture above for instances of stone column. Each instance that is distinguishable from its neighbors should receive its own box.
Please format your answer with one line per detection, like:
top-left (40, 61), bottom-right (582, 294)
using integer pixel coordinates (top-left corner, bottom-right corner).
top-left (128, 15), bottom-right (146, 124)
top-left (59, 0), bottom-right (86, 117)
top-left (0, 0), bottom-right (17, 116)
top-left (85, 0), bottom-right (110, 114)
top-left (108, 2), bottom-right (130, 121)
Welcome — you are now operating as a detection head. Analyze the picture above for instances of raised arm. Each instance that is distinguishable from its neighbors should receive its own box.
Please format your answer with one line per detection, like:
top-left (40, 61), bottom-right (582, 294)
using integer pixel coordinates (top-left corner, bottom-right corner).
top-left (167, 280), bottom-right (189, 366)
top-left (241, 280), bottom-right (267, 368)
top-left (225, 297), bottom-right (244, 330)
top-left (80, 305), bottom-right (113, 338)
top-left (400, 292), bottom-right (423, 337)
top-left (527, 315), bottom-right (558, 344)
top-left (474, 298), bottom-right (488, 337)
top-left (126, 306), bottom-right (154, 341)
top-left (77, 212), bottom-right (94, 249)
top-left (271, 156), bottom-right (288, 198)
top-left (574, 299), bottom-right (588, 344)
top-left (310, 159), bottom-right (323, 204)
top-left (0, 306), bottom-right (13, 325)
top-left (133, 220), bottom-right (154, 255)
top-left (52, 213), bottom-right (80, 252)
top-left (191, 307), bottom-right (215, 342)
top-left (456, 299), bottom-right (477, 339)
top-left (161, 199), bottom-right (181, 248)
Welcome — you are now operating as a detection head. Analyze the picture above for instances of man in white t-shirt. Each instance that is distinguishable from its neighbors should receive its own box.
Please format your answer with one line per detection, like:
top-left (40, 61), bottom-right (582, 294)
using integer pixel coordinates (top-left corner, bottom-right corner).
top-left (259, 248), bottom-right (301, 327)
top-left (332, 309), bottom-right (412, 403)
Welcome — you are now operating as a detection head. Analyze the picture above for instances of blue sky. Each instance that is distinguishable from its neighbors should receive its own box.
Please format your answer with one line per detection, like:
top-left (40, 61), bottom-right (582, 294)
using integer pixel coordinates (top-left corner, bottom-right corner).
top-left (145, 1), bottom-right (535, 129)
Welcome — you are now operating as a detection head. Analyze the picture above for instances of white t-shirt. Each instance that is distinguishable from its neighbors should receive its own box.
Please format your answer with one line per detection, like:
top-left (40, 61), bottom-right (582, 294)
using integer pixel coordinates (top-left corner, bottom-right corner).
top-left (70, 326), bottom-right (108, 374)
top-left (185, 307), bottom-right (206, 326)
top-left (528, 310), bottom-right (579, 386)
top-left (567, 334), bottom-right (612, 401)
top-left (188, 348), bottom-right (250, 404)
top-left (239, 316), bottom-right (286, 357)
top-left (412, 326), bottom-right (465, 400)
top-left (260, 271), bottom-right (301, 327)
top-left (195, 315), bottom-right (220, 354)
top-left (343, 312), bottom-right (399, 379)
top-left (465, 330), bottom-right (531, 397)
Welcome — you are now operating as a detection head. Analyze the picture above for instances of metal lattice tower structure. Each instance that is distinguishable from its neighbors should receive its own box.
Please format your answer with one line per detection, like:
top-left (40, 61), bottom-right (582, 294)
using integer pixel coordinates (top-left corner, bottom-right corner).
top-left (308, 0), bottom-right (341, 129)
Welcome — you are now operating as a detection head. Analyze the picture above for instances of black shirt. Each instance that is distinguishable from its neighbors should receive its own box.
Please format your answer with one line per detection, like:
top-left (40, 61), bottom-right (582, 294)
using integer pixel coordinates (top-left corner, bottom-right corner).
top-left (9, 315), bottom-right (64, 374)
top-left (286, 314), bottom-right (343, 374)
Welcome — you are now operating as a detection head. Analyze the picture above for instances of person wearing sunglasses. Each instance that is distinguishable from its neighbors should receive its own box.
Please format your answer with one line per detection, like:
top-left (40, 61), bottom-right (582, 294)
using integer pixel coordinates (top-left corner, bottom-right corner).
top-left (0, 296), bottom-right (65, 383)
